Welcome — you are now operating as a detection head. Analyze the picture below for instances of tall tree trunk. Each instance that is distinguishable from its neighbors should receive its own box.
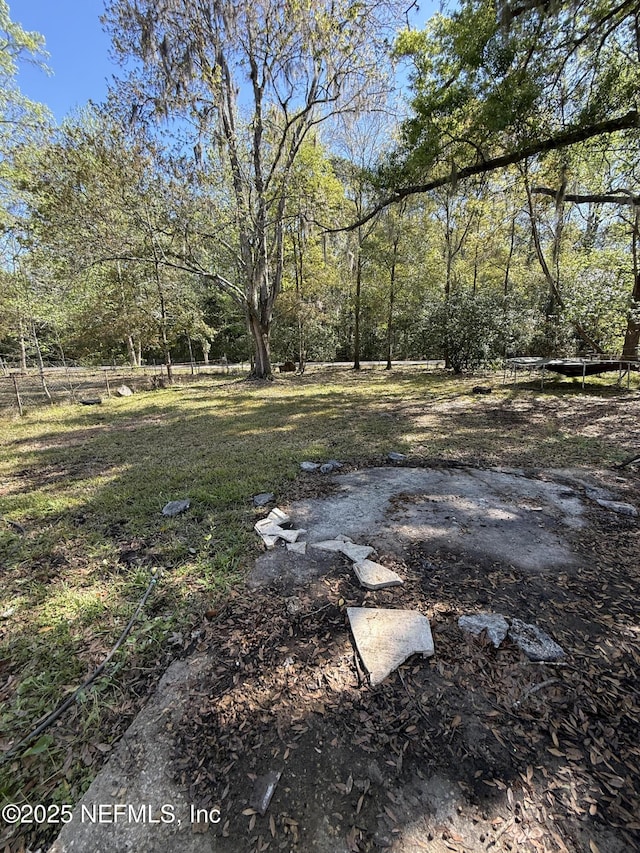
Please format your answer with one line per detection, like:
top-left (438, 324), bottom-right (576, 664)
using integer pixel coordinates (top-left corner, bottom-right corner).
top-left (18, 317), bottom-right (28, 373)
top-left (353, 248), bottom-right (362, 371)
top-left (32, 322), bottom-right (52, 402)
top-left (126, 335), bottom-right (137, 368)
top-left (623, 208), bottom-right (640, 359)
top-left (247, 311), bottom-right (272, 379)
top-left (386, 237), bottom-right (399, 370)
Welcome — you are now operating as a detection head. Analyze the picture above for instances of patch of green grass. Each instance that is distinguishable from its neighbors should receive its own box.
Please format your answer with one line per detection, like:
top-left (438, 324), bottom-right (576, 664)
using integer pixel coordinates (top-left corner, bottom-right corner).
top-left (0, 364), bottom-right (638, 849)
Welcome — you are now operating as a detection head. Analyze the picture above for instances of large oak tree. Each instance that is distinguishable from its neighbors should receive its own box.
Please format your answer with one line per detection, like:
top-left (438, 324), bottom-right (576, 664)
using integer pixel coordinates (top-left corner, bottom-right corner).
top-left (104, 0), bottom-right (404, 377)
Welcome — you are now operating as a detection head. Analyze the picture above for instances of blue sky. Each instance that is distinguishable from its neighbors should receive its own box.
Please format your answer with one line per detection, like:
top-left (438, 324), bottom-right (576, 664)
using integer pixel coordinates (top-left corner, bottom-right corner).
top-left (12, 1), bottom-right (439, 125)
top-left (13, 0), bottom-right (113, 123)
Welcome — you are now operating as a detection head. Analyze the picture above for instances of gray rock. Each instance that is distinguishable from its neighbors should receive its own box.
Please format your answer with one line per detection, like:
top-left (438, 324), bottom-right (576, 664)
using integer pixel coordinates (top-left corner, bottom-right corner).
top-left (348, 607), bottom-right (434, 686)
top-left (388, 452), bottom-right (407, 462)
top-left (508, 618), bottom-right (565, 661)
top-left (300, 461), bottom-right (320, 472)
top-left (458, 613), bottom-right (509, 648)
top-left (320, 461), bottom-right (342, 473)
top-left (116, 384), bottom-right (134, 397)
top-left (161, 499), bottom-right (190, 517)
top-left (311, 539), bottom-right (347, 552)
top-left (253, 492), bottom-right (275, 507)
top-left (286, 541), bottom-right (307, 555)
top-left (595, 498), bottom-right (638, 517)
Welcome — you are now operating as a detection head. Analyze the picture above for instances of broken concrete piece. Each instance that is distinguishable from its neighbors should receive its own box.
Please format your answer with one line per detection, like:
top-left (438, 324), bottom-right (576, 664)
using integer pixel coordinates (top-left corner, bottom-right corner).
top-left (161, 499), bottom-right (190, 517)
top-left (508, 618), bottom-right (565, 661)
top-left (116, 384), bottom-right (133, 397)
top-left (250, 770), bottom-right (281, 816)
top-left (255, 522), bottom-right (305, 543)
top-left (595, 498), bottom-right (638, 517)
top-left (353, 560), bottom-right (404, 590)
top-left (287, 541), bottom-right (307, 555)
top-left (348, 607), bottom-right (434, 686)
top-left (458, 613), bottom-right (509, 648)
top-left (267, 507), bottom-right (290, 525)
top-left (300, 461), bottom-right (320, 472)
top-left (335, 534), bottom-right (354, 543)
top-left (320, 460), bottom-right (343, 473)
top-left (388, 451), bottom-right (407, 462)
top-left (253, 492), bottom-right (275, 507)
top-left (311, 539), bottom-right (347, 552)
top-left (258, 534), bottom-right (279, 550)
top-left (339, 542), bottom-right (375, 562)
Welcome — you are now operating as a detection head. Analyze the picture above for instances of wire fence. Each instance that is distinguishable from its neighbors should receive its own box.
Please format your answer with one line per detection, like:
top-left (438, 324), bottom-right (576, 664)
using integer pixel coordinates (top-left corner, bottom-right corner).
top-left (0, 361), bottom-right (245, 416)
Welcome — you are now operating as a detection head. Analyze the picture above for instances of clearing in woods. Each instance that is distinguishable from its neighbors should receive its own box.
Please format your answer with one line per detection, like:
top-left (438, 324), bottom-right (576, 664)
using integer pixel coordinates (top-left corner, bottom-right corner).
top-left (0, 366), bottom-right (638, 852)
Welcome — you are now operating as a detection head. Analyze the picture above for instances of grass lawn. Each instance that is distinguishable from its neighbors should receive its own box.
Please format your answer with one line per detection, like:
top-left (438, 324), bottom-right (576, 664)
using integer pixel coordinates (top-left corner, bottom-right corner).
top-left (0, 365), bottom-right (638, 850)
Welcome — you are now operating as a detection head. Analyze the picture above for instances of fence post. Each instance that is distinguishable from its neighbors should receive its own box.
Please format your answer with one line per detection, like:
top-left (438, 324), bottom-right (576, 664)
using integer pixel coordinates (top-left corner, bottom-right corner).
top-left (104, 370), bottom-right (111, 398)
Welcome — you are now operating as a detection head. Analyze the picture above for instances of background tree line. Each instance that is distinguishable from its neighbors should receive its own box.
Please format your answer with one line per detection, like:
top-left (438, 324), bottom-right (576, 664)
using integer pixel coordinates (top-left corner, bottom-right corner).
top-left (1, 0), bottom-right (639, 377)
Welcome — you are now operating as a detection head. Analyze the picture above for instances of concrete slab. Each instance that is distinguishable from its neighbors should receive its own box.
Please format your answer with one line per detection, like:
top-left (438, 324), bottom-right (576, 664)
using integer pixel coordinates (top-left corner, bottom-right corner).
top-left (339, 542), bottom-right (375, 562)
top-left (353, 560), bottom-right (404, 590)
top-left (267, 507), bottom-right (290, 525)
top-left (287, 541), bottom-right (307, 555)
top-left (347, 608), bottom-right (434, 686)
top-left (49, 656), bottom-right (213, 853)
top-left (250, 466), bottom-right (598, 587)
top-left (311, 539), bottom-right (347, 552)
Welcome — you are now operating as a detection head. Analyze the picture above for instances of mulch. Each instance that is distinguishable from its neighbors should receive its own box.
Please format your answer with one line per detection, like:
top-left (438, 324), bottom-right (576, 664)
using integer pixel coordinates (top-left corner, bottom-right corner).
top-left (170, 498), bottom-right (640, 853)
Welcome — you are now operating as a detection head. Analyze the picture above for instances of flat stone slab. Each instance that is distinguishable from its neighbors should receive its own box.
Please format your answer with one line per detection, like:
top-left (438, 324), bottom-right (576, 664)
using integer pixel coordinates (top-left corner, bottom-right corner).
top-left (508, 618), bottom-right (565, 661)
top-left (388, 452), bottom-right (407, 462)
top-left (353, 560), bottom-right (404, 590)
top-left (161, 499), bottom-right (190, 517)
top-left (287, 541), bottom-right (307, 555)
top-left (347, 608), bottom-right (434, 686)
top-left (458, 613), bottom-right (509, 648)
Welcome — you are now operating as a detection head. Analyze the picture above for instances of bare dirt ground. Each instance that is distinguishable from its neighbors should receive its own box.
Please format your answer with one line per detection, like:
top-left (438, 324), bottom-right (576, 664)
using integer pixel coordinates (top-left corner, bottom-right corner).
top-left (50, 462), bottom-right (640, 853)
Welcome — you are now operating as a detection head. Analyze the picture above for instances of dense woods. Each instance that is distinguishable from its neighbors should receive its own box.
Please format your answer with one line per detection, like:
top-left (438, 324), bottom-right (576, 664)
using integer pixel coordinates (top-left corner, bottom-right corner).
top-left (2, 0), bottom-right (640, 377)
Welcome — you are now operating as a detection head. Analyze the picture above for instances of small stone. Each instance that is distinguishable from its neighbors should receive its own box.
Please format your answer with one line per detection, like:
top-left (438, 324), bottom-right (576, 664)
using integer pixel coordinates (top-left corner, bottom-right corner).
top-left (250, 770), bottom-right (281, 816)
top-left (253, 492), bottom-right (275, 507)
top-left (508, 618), bottom-right (565, 661)
top-left (116, 384), bottom-right (134, 397)
top-left (335, 534), bottom-right (353, 542)
top-left (300, 461), bottom-right (320, 472)
top-left (387, 452), bottom-right (406, 462)
top-left (595, 498), bottom-right (638, 517)
top-left (458, 613), bottom-right (509, 648)
top-left (353, 560), bottom-right (404, 590)
top-left (320, 462), bottom-right (337, 474)
top-left (286, 597), bottom-right (303, 616)
top-left (340, 542), bottom-right (375, 562)
top-left (287, 541), bottom-right (307, 555)
top-left (162, 499), bottom-right (190, 517)
top-left (259, 534), bottom-right (279, 550)
top-left (348, 608), bottom-right (434, 686)
top-left (325, 459), bottom-right (343, 469)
